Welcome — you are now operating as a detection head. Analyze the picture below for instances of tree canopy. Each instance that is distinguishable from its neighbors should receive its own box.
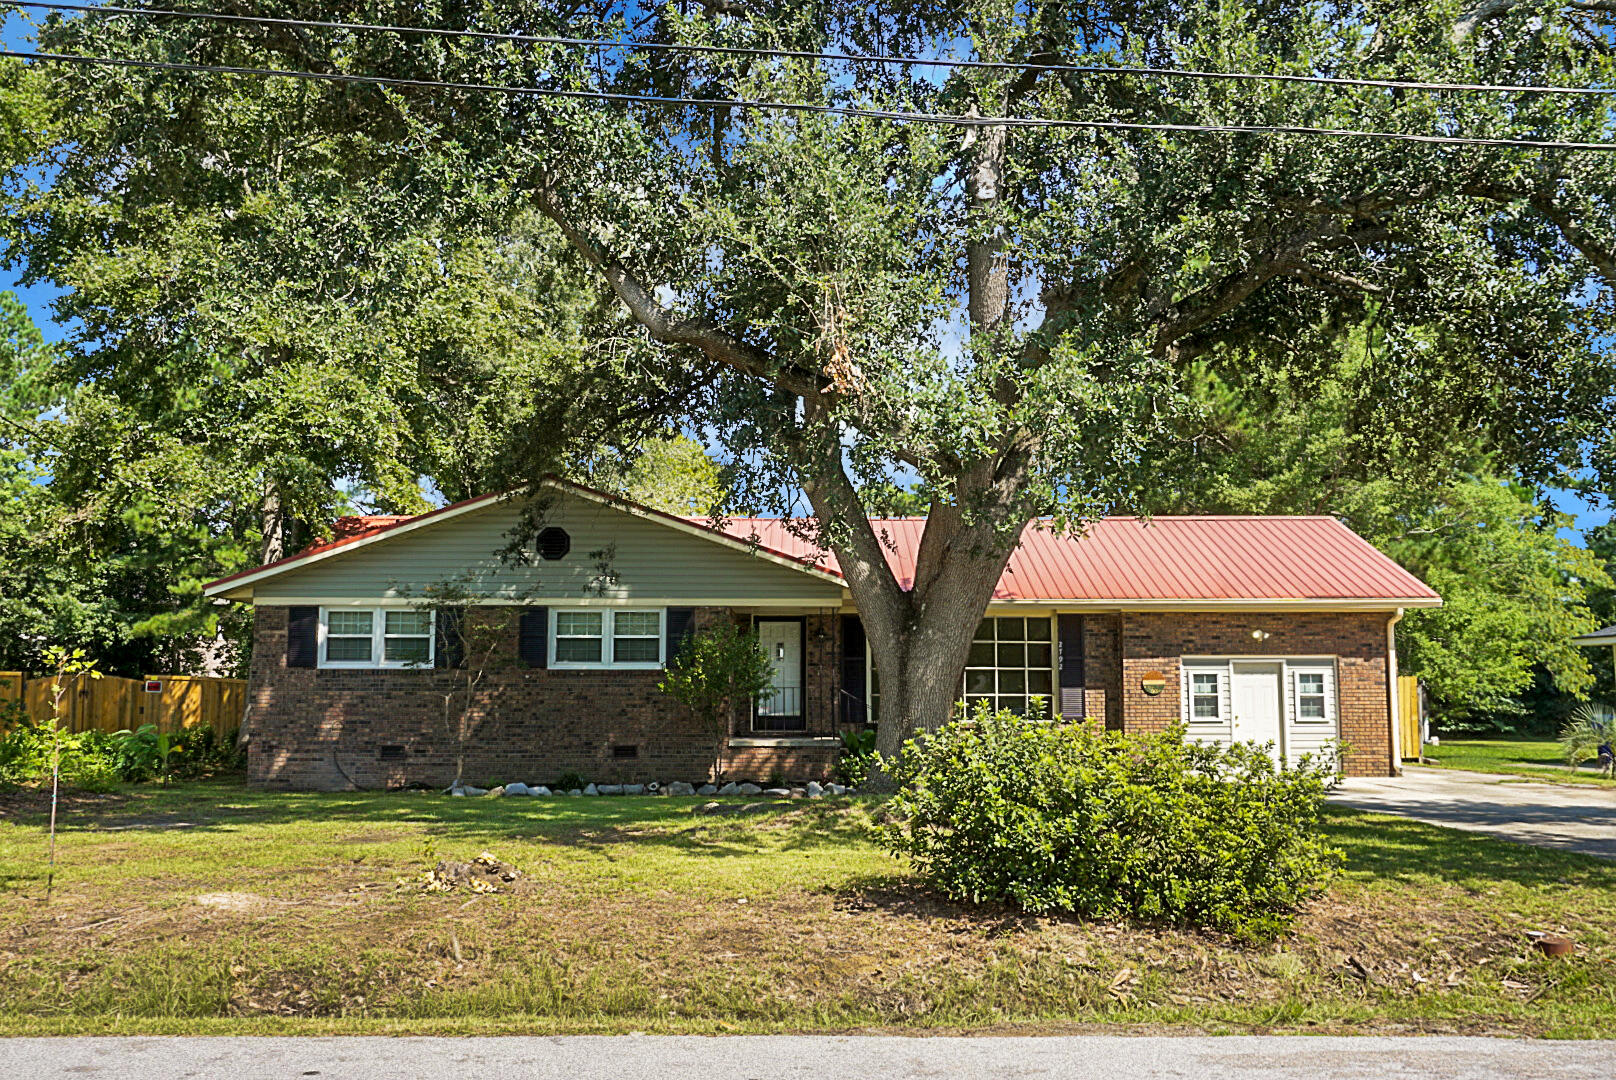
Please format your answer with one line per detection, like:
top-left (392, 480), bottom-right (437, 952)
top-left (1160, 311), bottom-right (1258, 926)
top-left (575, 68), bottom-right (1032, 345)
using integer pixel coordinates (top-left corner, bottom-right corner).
top-left (10, 2), bottom-right (1616, 741)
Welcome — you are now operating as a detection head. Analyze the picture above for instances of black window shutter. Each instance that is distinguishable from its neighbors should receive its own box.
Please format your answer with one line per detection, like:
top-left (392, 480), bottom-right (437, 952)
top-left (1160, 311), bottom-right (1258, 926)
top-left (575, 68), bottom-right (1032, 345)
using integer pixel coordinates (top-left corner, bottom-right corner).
top-left (665, 607), bottom-right (696, 662)
top-left (435, 608), bottom-right (465, 669)
top-left (286, 606), bottom-right (318, 669)
top-left (518, 607), bottom-right (548, 668)
top-left (1057, 613), bottom-right (1085, 719)
top-left (840, 614), bottom-right (868, 725)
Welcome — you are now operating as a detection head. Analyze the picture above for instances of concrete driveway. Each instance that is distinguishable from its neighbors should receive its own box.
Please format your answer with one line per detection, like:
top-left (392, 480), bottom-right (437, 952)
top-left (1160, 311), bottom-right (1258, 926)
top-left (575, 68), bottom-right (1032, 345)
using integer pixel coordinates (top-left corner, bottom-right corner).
top-left (1331, 765), bottom-right (1616, 860)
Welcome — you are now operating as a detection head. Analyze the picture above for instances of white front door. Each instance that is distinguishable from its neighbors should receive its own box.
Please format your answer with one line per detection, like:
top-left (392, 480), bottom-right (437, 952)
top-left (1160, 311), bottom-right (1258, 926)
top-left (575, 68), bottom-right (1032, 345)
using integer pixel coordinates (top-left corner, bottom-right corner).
top-left (1230, 662), bottom-right (1284, 761)
top-left (755, 619), bottom-right (803, 723)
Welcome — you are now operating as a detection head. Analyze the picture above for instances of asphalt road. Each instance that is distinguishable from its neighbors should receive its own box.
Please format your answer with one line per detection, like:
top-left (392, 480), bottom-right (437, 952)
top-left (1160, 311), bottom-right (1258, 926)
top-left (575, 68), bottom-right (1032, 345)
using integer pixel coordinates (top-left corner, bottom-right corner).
top-left (1331, 764), bottom-right (1615, 860)
top-left (2, 1036), bottom-right (1613, 1079)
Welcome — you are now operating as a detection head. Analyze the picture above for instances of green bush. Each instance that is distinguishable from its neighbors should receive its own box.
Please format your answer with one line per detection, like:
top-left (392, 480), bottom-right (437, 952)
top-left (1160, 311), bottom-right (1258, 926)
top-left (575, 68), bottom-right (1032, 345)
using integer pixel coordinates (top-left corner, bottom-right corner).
top-left (878, 706), bottom-right (1344, 942)
top-left (0, 719), bottom-right (243, 789)
top-left (836, 728), bottom-right (877, 787)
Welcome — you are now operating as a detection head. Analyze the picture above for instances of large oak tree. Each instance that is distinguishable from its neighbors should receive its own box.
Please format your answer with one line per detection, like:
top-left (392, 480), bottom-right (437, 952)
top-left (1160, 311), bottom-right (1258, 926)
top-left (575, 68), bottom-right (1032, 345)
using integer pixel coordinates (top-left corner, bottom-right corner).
top-left (22, 1), bottom-right (1616, 753)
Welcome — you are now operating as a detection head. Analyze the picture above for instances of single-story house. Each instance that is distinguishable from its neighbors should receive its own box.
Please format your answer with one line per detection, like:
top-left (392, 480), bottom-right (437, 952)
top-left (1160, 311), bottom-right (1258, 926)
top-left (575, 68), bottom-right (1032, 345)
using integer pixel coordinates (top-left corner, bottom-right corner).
top-left (204, 478), bottom-right (1441, 790)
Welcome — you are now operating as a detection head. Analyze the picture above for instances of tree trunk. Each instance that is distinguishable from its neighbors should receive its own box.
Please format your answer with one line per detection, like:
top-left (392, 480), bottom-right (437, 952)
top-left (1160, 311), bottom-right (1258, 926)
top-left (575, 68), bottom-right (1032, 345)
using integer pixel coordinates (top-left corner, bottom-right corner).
top-left (260, 480), bottom-right (287, 565)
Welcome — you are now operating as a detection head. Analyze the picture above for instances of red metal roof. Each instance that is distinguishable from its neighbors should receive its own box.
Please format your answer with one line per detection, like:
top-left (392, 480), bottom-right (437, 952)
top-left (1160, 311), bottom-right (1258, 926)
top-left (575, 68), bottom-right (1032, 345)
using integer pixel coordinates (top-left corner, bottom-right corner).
top-left (701, 516), bottom-right (1439, 603)
top-left (204, 475), bottom-right (1437, 605)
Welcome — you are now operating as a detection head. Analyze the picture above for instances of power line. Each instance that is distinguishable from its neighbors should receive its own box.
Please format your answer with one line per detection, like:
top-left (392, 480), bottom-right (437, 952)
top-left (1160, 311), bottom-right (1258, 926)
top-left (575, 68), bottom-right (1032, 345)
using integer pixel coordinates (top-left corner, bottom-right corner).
top-left (8, 0), bottom-right (1616, 99)
top-left (4, 47), bottom-right (1615, 151)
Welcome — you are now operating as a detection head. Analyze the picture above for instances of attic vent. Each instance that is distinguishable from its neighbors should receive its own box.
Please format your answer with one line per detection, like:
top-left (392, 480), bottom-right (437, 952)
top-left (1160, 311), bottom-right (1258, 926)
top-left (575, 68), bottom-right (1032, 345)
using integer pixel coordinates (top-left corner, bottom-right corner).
top-left (378, 745), bottom-right (406, 762)
top-left (537, 527), bottom-right (571, 561)
top-left (611, 744), bottom-right (638, 759)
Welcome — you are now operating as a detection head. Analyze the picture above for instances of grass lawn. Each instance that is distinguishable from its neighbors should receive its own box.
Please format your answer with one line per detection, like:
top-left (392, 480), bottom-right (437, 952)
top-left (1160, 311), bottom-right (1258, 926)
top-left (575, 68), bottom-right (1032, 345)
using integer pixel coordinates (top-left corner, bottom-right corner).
top-left (1424, 737), bottom-right (1615, 787)
top-left (1, 782), bottom-right (1611, 1038)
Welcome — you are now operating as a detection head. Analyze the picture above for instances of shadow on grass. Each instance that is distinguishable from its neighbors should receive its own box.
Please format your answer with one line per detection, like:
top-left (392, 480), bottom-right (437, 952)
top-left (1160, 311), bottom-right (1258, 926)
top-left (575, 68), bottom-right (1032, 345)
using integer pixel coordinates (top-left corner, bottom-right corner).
top-left (0, 780), bottom-right (882, 860)
top-left (1322, 807), bottom-right (1616, 891)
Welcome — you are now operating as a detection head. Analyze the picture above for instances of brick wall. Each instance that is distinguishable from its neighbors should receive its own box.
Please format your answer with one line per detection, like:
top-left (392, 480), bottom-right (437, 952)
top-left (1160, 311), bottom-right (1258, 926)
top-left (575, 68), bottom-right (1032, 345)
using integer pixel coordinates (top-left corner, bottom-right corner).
top-left (247, 605), bottom-right (841, 791)
top-left (1113, 611), bottom-right (1395, 776)
top-left (1079, 613), bottom-right (1124, 730)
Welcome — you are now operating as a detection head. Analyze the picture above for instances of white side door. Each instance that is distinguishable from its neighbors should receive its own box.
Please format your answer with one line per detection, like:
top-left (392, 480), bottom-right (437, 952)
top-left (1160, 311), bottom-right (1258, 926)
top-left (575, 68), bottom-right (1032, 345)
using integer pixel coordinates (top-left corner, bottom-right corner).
top-left (1230, 661), bottom-right (1284, 763)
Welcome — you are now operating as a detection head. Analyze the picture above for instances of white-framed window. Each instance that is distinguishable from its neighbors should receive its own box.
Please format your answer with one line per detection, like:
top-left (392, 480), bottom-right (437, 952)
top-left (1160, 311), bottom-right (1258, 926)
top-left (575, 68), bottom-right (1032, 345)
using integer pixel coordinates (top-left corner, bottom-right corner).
top-left (551, 608), bottom-right (665, 669)
top-left (320, 607), bottom-right (435, 669)
top-left (1190, 670), bottom-right (1223, 721)
top-left (1292, 667), bottom-right (1334, 723)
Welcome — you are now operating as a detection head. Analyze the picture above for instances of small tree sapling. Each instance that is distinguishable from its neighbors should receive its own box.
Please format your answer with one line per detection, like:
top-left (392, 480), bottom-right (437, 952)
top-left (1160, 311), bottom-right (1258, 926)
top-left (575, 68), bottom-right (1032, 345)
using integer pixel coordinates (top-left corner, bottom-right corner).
top-left (660, 621), bottom-right (774, 784)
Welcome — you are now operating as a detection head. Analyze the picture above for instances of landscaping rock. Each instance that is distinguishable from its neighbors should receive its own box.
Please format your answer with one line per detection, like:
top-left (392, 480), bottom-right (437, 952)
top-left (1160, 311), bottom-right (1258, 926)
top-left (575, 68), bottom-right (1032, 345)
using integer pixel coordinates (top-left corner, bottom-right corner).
top-left (566, 788), bottom-right (582, 796)
top-left (737, 782), bottom-right (762, 795)
top-left (646, 782), bottom-right (661, 795)
top-left (529, 785), bottom-right (551, 797)
top-left (450, 789), bottom-right (467, 797)
top-left (697, 784), bottom-right (717, 795)
top-left (806, 781), bottom-right (824, 798)
top-left (487, 786), bottom-right (506, 797)
top-left (598, 784), bottom-right (623, 796)
top-left (583, 783), bottom-right (599, 796)
top-left (764, 787), bottom-right (792, 798)
top-left (718, 781), bottom-right (740, 796)
top-left (824, 783), bottom-right (847, 796)
top-left (462, 785), bottom-right (489, 797)
top-left (668, 781), bottom-right (696, 796)
top-left (505, 782), bottom-right (530, 797)
top-left (623, 784), bottom-right (646, 795)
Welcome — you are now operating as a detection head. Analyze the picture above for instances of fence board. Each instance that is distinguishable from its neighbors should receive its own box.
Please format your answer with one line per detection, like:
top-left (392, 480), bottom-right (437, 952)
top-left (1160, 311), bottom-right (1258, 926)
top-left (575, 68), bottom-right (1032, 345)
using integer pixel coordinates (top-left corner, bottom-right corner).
top-left (11, 673), bottom-right (245, 737)
top-left (0, 671), bottom-right (22, 709)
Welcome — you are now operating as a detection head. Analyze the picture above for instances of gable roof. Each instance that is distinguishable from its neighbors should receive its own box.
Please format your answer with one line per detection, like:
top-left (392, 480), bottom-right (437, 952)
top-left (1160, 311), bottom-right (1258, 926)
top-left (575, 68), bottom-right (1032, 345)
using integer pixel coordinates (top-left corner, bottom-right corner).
top-left (201, 479), bottom-right (844, 598)
top-left (702, 516), bottom-right (1440, 606)
top-left (1573, 624), bottom-right (1616, 645)
top-left (204, 478), bottom-right (1439, 607)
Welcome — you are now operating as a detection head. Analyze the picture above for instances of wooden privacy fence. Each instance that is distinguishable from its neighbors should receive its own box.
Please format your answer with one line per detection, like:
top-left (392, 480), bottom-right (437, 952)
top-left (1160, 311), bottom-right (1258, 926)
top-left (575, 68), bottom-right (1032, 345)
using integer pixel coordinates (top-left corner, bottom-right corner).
top-left (8, 674), bottom-right (246, 738)
top-left (1396, 674), bottom-right (1424, 761)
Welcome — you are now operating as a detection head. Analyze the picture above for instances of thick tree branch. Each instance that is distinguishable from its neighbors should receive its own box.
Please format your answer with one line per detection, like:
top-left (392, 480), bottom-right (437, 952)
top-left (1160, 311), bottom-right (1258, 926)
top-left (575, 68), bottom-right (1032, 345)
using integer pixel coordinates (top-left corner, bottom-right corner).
top-left (529, 182), bottom-right (823, 399)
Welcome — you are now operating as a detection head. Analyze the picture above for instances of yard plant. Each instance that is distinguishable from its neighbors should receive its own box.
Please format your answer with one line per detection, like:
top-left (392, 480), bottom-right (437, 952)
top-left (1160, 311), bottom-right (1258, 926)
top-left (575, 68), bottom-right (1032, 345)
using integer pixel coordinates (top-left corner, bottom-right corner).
top-left (659, 620), bottom-right (774, 782)
top-left (879, 708), bottom-right (1343, 942)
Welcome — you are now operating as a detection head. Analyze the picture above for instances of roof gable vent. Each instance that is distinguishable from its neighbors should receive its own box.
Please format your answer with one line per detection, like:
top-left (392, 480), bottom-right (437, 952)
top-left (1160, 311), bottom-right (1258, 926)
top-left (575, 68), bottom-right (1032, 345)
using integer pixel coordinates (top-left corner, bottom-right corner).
top-left (537, 527), bottom-right (571, 561)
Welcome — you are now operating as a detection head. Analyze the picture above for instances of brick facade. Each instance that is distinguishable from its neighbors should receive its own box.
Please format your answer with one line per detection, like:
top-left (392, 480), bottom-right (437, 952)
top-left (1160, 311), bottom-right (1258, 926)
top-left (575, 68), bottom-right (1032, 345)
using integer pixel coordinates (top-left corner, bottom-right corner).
top-left (247, 605), bottom-right (843, 791)
top-left (1111, 611), bottom-right (1394, 777)
top-left (246, 605), bottom-right (1397, 790)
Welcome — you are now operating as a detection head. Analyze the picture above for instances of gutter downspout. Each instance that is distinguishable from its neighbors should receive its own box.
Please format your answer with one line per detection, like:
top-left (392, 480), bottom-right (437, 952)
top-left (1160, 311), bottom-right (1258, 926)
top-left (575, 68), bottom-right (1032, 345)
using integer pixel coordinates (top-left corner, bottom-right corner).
top-left (1387, 608), bottom-right (1405, 778)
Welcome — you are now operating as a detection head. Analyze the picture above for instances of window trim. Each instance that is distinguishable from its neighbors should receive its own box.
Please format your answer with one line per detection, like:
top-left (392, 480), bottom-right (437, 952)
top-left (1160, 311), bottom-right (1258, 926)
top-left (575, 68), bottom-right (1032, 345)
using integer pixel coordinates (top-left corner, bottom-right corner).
top-left (549, 607), bottom-right (666, 670)
top-left (1188, 669), bottom-right (1224, 723)
top-left (1291, 666), bottom-right (1334, 724)
top-left (318, 606), bottom-right (436, 670)
top-left (960, 615), bottom-right (1057, 718)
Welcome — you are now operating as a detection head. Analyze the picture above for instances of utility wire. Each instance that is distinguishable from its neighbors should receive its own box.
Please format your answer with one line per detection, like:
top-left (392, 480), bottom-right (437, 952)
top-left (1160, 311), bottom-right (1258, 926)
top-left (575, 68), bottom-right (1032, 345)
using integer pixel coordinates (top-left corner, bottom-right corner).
top-left (7, 0), bottom-right (1616, 99)
top-left (6, 47), bottom-right (1615, 151)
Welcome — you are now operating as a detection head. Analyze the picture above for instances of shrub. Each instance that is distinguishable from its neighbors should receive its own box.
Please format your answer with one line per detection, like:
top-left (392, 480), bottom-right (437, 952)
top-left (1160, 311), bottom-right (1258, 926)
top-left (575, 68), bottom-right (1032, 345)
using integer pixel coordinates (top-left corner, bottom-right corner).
top-left (836, 728), bottom-right (877, 787)
top-left (878, 706), bottom-right (1344, 942)
top-left (659, 620), bottom-right (774, 781)
top-left (0, 721), bottom-right (121, 792)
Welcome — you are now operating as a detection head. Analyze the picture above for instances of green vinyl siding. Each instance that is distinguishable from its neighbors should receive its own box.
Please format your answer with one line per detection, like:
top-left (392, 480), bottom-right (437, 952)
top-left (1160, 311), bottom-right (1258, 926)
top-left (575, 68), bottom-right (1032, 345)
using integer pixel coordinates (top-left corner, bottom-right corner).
top-left (250, 492), bottom-right (844, 603)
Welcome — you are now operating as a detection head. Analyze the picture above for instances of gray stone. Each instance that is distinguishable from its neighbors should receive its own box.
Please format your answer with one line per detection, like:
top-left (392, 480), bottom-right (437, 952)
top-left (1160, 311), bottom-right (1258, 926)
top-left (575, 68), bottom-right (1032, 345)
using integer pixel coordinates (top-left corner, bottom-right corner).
top-left (583, 783), bottom-right (599, 796)
top-left (486, 786), bottom-right (506, 798)
top-left (529, 786), bottom-right (552, 797)
top-left (462, 785), bottom-right (489, 797)
top-left (668, 781), bottom-right (696, 796)
top-left (450, 789), bottom-right (467, 797)
top-left (566, 788), bottom-right (582, 796)
top-left (623, 784), bottom-right (646, 796)
top-left (697, 784), bottom-right (717, 795)
top-left (717, 781), bottom-right (740, 796)
top-left (824, 783), bottom-right (847, 796)
top-left (598, 784), bottom-right (623, 796)
top-left (504, 782), bottom-right (530, 797)
top-left (763, 787), bottom-right (792, 798)
top-left (806, 781), bottom-right (824, 798)
top-left (736, 782), bottom-right (762, 795)
top-left (646, 782), bottom-right (661, 795)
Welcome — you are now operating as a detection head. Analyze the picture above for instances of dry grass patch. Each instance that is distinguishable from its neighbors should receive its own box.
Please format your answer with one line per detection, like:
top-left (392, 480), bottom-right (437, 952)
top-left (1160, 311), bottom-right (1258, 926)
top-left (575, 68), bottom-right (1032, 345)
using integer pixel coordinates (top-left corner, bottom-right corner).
top-left (0, 782), bottom-right (1610, 1037)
